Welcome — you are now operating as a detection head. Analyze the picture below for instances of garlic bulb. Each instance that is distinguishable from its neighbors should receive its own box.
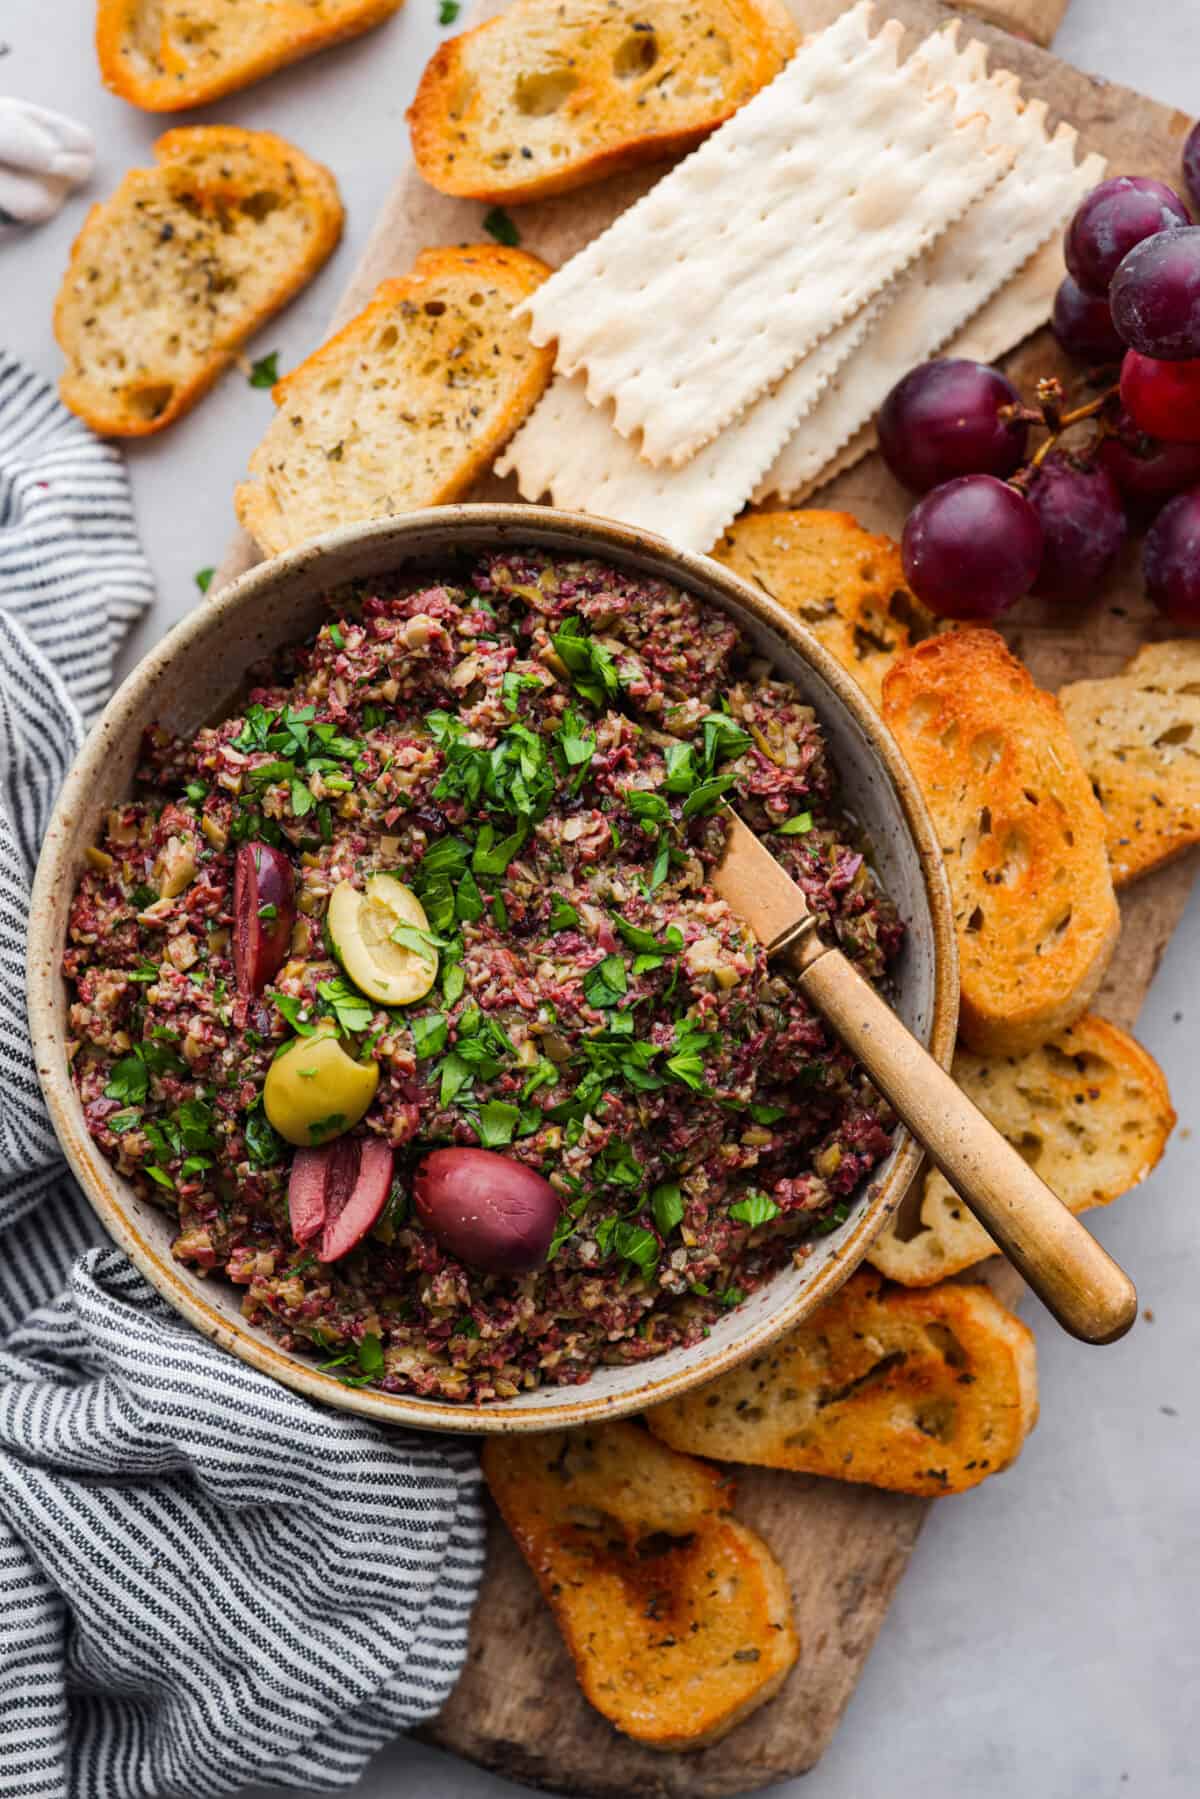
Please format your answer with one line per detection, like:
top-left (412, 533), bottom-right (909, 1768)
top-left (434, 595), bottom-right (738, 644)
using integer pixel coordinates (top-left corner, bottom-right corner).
top-left (0, 100), bottom-right (94, 230)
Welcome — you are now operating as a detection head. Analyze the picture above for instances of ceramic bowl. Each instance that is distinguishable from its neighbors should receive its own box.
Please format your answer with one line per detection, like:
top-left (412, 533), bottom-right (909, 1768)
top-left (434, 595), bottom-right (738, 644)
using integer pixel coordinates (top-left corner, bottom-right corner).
top-left (28, 505), bottom-right (957, 1432)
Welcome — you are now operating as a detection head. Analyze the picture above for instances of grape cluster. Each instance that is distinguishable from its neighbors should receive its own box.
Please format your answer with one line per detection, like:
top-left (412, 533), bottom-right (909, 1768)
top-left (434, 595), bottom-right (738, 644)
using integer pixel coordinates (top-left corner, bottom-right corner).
top-left (879, 128), bottom-right (1200, 628)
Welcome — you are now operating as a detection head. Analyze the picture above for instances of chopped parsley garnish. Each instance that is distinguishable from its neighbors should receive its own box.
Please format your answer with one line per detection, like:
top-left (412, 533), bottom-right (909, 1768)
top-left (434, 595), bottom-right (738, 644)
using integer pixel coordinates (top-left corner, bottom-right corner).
top-left (594, 1217), bottom-right (658, 1280)
top-left (613, 914), bottom-right (683, 957)
top-left (319, 1331), bottom-right (386, 1387)
top-left (412, 1011), bottom-right (448, 1059)
top-left (680, 773), bottom-right (737, 819)
top-left (194, 568), bottom-right (214, 594)
top-left (244, 1100), bottom-right (284, 1167)
top-left (551, 616), bottom-right (621, 709)
top-left (316, 975), bottom-right (374, 1035)
top-left (439, 0), bottom-right (460, 21)
top-left (548, 897), bottom-right (579, 931)
top-left (501, 669), bottom-right (542, 713)
top-left (729, 1190), bottom-right (780, 1227)
top-left (103, 1038), bottom-right (183, 1104)
top-left (390, 922), bottom-right (443, 964)
top-left (777, 811), bottom-right (814, 835)
top-left (814, 1200), bottom-right (852, 1237)
top-left (651, 1181), bottom-right (684, 1236)
top-left (582, 952), bottom-right (627, 1011)
top-left (272, 992), bottom-right (315, 1036)
top-left (666, 1020), bottom-right (716, 1092)
top-left (308, 1112), bottom-right (348, 1142)
top-left (476, 1099), bottom-right (520, 1147)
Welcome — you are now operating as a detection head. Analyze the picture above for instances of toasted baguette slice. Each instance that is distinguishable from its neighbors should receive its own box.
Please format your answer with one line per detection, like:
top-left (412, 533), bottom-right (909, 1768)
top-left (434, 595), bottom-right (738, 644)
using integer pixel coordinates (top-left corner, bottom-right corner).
top-left (409, 0), bottom-right (798, 203)
top-left (482, 1421), bottom-right (798, 1750)
top-left (1059, 639), bottom-right (1200, 887)
top-left (882, 629), bottom-right (1119, 1056)
top-left (97, 1), bottom-right (403, 112)
top-left (869, 1015), bottom-right (1174, 1286)
top-left (235, 246), bottom-right (555, 555)
top-left (646, 1269), bottom-right (1038, 1496)
top-left (55, 127), bottom-right (342, 437)
top-left (711, 510), bottom-right (930, 711)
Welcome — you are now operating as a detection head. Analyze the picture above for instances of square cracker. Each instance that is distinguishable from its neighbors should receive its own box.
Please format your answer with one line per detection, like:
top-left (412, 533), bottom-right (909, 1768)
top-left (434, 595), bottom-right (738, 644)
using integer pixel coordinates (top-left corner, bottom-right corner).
top-left (519, 1), bottom-right (1011, 469)
top-left (496, 297), bottom-right (885, 553)
top-left (760, 24), bottom-right (1106, 504)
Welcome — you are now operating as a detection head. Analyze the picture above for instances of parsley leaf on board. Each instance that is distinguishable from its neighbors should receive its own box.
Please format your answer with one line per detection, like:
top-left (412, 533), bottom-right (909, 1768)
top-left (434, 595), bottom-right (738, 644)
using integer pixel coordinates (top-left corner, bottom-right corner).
top-left (482, 206), bottom-right (520, 246)
top-left (249, 351), bottom-right (279, 388)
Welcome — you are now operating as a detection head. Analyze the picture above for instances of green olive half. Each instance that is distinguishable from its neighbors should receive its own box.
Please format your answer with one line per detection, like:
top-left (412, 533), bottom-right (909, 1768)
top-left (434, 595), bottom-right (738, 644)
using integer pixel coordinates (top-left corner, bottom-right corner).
top-left (327, 875), bottom-right (437, 1006)
top-left (263, 1025), bottom-right (379, 1147)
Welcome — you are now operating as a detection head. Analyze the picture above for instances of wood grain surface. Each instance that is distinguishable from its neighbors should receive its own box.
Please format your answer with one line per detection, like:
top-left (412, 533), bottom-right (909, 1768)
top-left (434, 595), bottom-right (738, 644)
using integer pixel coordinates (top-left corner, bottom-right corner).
top-left (210, 2), bottom-right (1197, 1791)
top-left (953, 0), bottom-right (1069, 48)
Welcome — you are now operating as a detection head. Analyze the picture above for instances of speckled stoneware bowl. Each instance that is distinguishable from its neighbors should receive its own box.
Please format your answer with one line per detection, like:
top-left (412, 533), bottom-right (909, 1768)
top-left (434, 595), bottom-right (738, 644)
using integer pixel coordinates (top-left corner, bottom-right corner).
top-left (29, 505), bottom-right (957, 1433)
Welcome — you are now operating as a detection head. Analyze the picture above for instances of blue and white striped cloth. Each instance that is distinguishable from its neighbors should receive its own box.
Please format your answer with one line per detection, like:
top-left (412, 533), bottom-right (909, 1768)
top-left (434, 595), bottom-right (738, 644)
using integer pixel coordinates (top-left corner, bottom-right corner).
top-left (0, 352), bottom-right (485, 1799)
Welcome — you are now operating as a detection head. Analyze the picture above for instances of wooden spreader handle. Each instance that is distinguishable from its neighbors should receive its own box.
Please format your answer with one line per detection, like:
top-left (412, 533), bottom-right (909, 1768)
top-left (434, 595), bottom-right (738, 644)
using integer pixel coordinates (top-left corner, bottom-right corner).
top-left (792, 935), bottom-right (1138, 1345)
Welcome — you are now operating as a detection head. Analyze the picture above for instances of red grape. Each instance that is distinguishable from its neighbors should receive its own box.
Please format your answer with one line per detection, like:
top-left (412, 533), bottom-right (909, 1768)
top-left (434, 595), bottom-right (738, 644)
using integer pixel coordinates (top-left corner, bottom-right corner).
top-left (1065, 176), bottom-right (1189, 296)
top-left (1027, 453), bottom-right (1126, 604)
top-left (1052, 276), bottom-right (1126, 363)
top-left (878, 359), bottom-right (1027, 494)
top-left (414, 1148), bottom-right (560, 1274)
top-left (1120, 350), bottom-right (1200, 442)
top-left (1184, 121), bottom-right (1200, 216)
top-left (233, 841), bottom-right (295, 997)
top-left (1144, 485), bottom-right (1200, 626)
top-left (1110, 227), bottom-right (1200, 360)
top-left (901, 475), bottom-right (1043, 620)
top-left (1096, 409), bottom-right (1200, 521)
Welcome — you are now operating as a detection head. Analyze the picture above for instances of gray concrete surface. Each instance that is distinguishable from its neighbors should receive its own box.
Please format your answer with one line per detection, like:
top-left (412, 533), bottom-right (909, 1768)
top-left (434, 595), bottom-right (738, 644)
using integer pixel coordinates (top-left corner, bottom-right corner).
top-left (2, 2), bottom-right (1197, 1794)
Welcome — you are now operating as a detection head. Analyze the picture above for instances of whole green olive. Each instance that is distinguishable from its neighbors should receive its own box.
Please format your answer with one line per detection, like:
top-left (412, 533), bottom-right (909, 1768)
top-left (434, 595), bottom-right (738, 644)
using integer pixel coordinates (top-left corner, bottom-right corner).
top-left (263, 1024), bottom-right (378, 1147)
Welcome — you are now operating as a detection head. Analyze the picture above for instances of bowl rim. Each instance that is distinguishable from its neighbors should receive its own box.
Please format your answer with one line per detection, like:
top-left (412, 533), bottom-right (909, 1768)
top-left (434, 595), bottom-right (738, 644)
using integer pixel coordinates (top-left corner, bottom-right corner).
top-left (28, 503), bottom-right (958, 1433)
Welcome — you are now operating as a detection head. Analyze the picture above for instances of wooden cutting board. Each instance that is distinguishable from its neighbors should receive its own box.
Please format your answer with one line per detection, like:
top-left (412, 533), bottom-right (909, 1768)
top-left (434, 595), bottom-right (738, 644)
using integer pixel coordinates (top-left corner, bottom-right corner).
top-left (212, 2), bottom-right (1197, 1790)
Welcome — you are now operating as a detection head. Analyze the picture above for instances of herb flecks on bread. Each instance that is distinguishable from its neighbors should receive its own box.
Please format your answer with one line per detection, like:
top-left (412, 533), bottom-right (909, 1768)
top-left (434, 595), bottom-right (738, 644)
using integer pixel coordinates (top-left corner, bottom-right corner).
top-left (235, 246), bottom-right (555, 556)
top-left (54, 126), bottom-right (342, 437)
top-left (1060, 639), bottom-right (1200, 886)
top-left (97, 0), bottom-right (404, 112)
top-left (712, 509), bottom-right (931, 710)
top-left (646, 1268), bottom-right (1038, 1496)
top-left (482, 1420), bottom-right (798, 1749)
top-left (869, 1015), bottom-right (1174, 1286)
top-left (883, 628), bottom-right (1119, 1056)
top-left (409, 0), bottom-right (798, 204)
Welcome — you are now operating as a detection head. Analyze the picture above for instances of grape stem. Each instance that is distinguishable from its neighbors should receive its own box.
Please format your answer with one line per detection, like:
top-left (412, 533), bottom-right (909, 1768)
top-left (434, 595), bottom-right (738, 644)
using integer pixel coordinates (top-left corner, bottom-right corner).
top-left (1006, 379), bottom-right (1120, 487)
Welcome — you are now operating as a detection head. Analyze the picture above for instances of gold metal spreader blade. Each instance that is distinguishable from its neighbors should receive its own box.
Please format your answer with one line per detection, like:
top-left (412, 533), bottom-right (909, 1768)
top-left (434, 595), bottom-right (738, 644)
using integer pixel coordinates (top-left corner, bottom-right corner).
top-left (707, 806), bottom-right (1138, 1346)
top-left (711, 809), bottom-right (814, 957)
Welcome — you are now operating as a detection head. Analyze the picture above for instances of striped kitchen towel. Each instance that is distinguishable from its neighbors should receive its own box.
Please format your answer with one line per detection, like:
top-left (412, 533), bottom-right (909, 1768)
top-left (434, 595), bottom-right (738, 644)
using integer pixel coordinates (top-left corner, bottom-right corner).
top-left (0, 353), bottom-right (486, 1799)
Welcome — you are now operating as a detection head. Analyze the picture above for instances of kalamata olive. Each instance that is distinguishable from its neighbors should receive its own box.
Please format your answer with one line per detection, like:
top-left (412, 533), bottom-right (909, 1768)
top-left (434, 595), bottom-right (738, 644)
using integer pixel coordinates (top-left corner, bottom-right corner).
top-left (413, 1148), bottom-right (560, 1275)
top-left (264, 1025), bottom-right (379, 1146)
top-left (288, 1136), bottom-right (394, 1262)
top-left (233, 841), bottom-right (295, 997)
